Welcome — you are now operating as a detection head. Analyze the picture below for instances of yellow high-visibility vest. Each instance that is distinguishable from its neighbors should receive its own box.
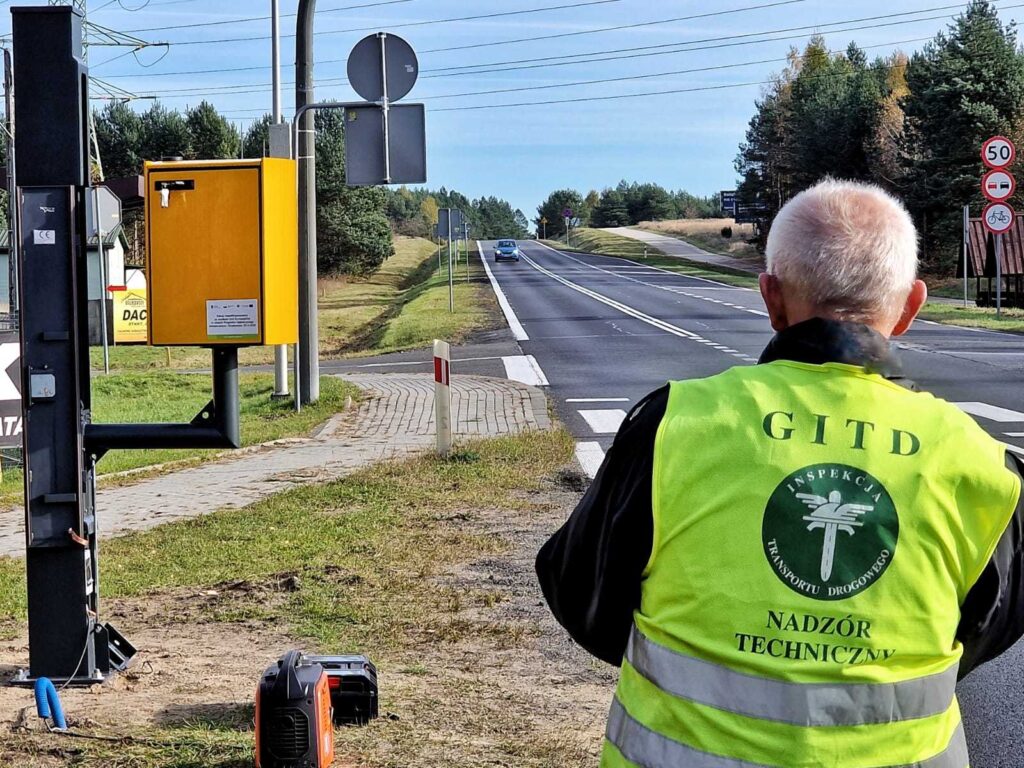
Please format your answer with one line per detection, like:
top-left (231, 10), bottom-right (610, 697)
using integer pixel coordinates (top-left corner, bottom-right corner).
top-left (603, 361), bottom-right (1020, 768)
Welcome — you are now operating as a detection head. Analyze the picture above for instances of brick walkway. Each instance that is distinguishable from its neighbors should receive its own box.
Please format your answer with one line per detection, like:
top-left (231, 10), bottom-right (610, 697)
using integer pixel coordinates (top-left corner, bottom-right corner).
top-left (0, 373), bottom-right (550, 556)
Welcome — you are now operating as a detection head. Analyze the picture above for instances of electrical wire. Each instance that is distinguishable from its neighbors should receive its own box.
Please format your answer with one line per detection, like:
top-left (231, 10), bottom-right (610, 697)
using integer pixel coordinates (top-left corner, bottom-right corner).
top-left (120, 0), bottom-right (414, 33)
top-left (113, 6), bottom-right (971, 101)
top-left (95, 0), bottom-right (804, 77)
top-left (137, 0), bottom-right (625, 46)
top-left (419, 1), bottom-right (999, 76)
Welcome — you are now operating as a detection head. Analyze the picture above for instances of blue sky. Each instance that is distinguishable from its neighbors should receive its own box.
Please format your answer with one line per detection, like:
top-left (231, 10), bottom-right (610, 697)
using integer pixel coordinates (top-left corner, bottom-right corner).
top-left (4, 0), bottom-right (1023, 217)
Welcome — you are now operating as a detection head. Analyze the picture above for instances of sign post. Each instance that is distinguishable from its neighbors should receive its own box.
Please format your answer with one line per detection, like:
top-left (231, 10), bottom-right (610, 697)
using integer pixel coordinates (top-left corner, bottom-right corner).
top-left (981, 135), bottom-right (1017, 317)
top-left (563, 207), bottom-right (573, 246)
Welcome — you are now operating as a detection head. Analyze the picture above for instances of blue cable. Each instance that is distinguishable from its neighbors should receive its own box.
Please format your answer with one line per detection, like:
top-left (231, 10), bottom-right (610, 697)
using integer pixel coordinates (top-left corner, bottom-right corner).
top-left (34, 677), bottom-right (67, 731)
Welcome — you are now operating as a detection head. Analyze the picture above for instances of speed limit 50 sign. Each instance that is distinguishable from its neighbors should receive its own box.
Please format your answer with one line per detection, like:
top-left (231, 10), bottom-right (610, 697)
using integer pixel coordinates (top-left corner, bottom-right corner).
top-left (982, 135), bottom-right (1016, 169)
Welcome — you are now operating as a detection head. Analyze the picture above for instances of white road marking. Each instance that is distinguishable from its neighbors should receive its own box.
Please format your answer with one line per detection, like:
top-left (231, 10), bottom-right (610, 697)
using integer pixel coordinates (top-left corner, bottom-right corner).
top-left (501, 354), bottom-right (550, 386)
top-left (575, 441), bottom-right (606, 479)
top-left (567, 397), bottom-right (630, 403)
top-left (954, 402), bottom-right (1024, 423)
top-left (579, 409), bottom-right (627, 434)
top-left (477, 241), bottom-right (529, 341)
top-left (532, 240), bottom-right (769, 317)
top-left (1004, 433), bottom-right (1024, 438)
top-left (1006, 444), bottom-right (1024, 458)
top-left (520, 253), bottom-right (758, 363)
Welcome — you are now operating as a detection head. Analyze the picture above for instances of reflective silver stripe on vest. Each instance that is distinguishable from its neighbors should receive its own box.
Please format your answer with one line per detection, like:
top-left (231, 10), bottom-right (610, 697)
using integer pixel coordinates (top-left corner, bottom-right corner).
top-left (627, 627), bottom-right (958, 727)
top-left (606, 697), bottom-right (969, 768)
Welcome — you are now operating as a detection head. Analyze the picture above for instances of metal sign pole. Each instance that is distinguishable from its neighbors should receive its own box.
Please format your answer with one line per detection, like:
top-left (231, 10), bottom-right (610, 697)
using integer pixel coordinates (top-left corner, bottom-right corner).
top-left (270, 0), bottom-right (290, 401)
top-left (447, 209), bottom-right (454, 313)
top-left (378, 32), bottom-right (391, 184)
top-left (93, 189), bottom-right (109, 375)
top-left (963, 205), bottom-right (969, 308)
top-left (996, 232), bottom-right (1003, 317)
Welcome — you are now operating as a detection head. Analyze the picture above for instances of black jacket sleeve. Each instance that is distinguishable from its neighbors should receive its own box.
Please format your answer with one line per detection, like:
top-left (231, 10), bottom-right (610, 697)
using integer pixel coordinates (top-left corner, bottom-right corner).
top-left (956, 452), bottom-right (1024, 679)
top-left (535, 386), bottom-right (667, 666)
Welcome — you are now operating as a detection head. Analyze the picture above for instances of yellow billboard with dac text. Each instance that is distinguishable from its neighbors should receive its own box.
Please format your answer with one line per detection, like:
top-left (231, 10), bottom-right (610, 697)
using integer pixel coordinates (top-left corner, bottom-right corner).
top-left (113, 289), bottom-right (148, 343)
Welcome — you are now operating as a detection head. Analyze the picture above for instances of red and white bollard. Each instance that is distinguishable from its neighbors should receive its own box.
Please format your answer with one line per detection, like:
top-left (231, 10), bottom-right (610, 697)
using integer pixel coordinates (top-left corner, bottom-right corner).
top-left (433, 340), bottom-right (452, 456)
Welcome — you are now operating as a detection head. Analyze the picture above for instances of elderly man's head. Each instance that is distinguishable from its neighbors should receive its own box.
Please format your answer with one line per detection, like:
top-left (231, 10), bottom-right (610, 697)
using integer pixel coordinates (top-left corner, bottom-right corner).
top-left (759, 179), bottom-right (927, 338)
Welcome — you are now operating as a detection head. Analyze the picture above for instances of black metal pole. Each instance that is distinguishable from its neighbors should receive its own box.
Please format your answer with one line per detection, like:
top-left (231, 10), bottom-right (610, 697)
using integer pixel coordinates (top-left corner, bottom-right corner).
top-left (296, 0), bottom-right (319, 405)
top-left (84, 347), bottom-right (240, 454)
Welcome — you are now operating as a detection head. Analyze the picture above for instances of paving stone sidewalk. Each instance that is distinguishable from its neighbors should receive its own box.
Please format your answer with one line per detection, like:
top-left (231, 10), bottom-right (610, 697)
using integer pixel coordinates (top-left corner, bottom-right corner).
top-left (0, 373), bottom-right (550, 557)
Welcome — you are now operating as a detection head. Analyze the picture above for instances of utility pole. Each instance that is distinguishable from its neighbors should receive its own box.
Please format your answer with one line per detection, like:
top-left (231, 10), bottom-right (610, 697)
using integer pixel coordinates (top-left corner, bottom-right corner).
top-left (270, 0), bottom-right (289, 400)
top-left (296, 0), bottom-right (319, 404)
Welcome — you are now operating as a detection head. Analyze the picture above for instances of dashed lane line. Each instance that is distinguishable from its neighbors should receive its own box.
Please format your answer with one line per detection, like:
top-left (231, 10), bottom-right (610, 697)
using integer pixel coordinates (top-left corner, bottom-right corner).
top-left (575, 441), bottom-right (606, 479)
top-left (567, 397), bottom-right (630, 403)
top-left (477, 240), bottom-right (529, 341)
top-left (531, 240), bottom-right (768, 318)
top-left (578, 409), bottom-right (628, 434)
top-left (519, 253), bottom-right (758, 364)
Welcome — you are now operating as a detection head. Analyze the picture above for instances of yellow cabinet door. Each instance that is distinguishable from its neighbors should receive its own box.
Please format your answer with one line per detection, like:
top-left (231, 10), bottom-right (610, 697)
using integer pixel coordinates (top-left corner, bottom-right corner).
top-left (147, 165), bottom-right (263, 345)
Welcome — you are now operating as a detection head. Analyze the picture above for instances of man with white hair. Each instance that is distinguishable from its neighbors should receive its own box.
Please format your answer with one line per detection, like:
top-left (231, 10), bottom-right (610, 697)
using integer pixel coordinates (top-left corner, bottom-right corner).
top-left (537, 179), bottom-right (1024, 767)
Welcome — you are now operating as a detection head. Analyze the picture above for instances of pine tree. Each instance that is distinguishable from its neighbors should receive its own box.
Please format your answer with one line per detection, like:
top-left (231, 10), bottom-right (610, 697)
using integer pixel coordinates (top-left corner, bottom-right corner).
top-left (902, 0), bottom-right (1024, 271)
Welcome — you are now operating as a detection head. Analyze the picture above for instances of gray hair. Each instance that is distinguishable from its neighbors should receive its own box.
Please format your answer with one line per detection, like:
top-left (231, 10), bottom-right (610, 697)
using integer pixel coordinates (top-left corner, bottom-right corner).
top-left (765, 179), bottom-right (919, 322)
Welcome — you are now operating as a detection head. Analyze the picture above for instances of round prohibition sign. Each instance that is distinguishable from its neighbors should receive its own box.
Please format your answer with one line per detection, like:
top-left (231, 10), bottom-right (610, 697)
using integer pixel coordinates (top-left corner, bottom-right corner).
top-left (982, 169), bottom-right (1016, 202)
top-left (982, 136), bottom-right (1016, 169)
top-left (983, 202), bottom-right (1016, 234)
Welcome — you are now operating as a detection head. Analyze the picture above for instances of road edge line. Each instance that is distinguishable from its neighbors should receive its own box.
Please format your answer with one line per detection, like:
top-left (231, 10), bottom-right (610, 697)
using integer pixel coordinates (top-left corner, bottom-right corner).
top-left (477, 240), bottom-right (529, 341)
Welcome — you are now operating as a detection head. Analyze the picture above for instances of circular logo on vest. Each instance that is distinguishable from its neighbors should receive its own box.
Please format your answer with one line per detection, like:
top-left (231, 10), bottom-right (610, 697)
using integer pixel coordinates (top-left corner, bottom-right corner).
top-left (762, 463), bottom-right (898, 601)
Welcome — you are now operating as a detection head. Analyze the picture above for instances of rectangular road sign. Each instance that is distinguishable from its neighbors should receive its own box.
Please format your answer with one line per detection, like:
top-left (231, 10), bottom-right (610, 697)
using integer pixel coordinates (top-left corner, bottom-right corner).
top-left (436, 209), bottom-right (463, 240)
top-left (720, 190), bottom-right (737, 216)
top-left (345, 103), bottom-right (426, 186)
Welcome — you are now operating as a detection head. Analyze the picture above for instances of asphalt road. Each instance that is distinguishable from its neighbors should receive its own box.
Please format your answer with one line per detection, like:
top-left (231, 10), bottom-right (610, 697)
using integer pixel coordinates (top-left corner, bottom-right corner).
top-left (474, 238), bottom-right (1024, 765)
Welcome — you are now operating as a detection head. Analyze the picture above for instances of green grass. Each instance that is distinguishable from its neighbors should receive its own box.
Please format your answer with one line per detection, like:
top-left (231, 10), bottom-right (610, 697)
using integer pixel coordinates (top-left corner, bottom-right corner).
top-left (558, 228), bottom-right (759, 289)
top-left (0, 429), bottom-right (576, 767)
top-left (918, 303), bottom-right (1024, 333)
top-left (0, 373), bottom-right (358, 503)
top-left (328, 239), bottom-right (500, 357)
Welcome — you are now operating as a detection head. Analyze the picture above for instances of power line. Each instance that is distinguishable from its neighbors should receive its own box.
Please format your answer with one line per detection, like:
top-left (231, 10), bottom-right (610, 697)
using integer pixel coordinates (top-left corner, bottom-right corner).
top-left (418, 2), bottom-right (994, 76)
top-left (417, 0), bottom-right (806, 55)
top-left (155, 34), bottom-right (930, 114)
top-left (119, 0), bottom-right (415, 33)
top-left (139, 0), bottom-right (624, 47)
top-left (95, 0), bottom-right (802, 77)
top-left (116, 6), bottom-right (981, 100)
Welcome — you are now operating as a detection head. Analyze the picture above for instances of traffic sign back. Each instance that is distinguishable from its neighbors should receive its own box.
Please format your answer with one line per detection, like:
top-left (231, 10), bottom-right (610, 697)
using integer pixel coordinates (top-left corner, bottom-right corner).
top-left (347, 32), bottom-right (418, 103)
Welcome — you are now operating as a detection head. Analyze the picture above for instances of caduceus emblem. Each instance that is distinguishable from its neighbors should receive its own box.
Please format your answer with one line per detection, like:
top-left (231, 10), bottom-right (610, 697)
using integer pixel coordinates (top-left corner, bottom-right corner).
top-left (796, 491), bottom-right (873, 581)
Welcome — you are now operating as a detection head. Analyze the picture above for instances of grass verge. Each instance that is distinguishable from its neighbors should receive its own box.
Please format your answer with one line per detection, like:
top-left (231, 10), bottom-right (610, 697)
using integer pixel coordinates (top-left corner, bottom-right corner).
top-left (0, 429), bottom-right (581, 768)
top-left (918, 303), bottom-right (1024, 333)
top-left (91, 237), bottom-right (500, 372)
top-left (636, 218), bottom-right (762, 263)
top-left (327, 239), bottom-right (500, 357)
top-left (0, 373), bottom-right (359, 504)
top-left (556, 229), bottom-right (759, 289)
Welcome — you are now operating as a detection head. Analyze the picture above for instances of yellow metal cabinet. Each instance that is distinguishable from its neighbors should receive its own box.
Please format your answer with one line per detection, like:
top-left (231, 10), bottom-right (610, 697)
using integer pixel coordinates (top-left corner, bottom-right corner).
top-left (145, 158), bottom-right (298, 346)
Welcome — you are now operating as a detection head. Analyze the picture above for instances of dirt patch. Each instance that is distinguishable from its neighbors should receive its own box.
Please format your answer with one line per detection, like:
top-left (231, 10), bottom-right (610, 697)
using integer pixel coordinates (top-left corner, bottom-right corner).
top-left (0, 476), bottom-right (613, 767)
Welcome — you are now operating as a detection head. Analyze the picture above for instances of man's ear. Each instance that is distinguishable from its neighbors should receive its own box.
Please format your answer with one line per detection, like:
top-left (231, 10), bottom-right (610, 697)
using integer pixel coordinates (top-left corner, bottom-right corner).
top-left (890, 280), bottom-right (928, 337)
top-left (759, 273), bottom-right (789, 332)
